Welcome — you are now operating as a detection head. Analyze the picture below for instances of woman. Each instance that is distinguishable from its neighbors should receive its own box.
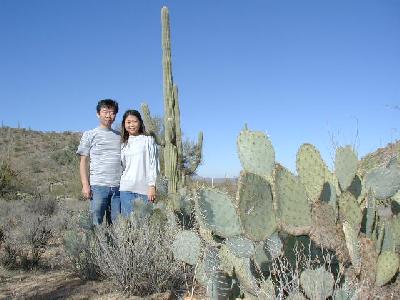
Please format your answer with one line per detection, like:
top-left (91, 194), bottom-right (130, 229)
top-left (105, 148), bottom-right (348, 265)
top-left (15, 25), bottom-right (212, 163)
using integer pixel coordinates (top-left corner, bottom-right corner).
top-left (118, 109), bottom-right (159, 217)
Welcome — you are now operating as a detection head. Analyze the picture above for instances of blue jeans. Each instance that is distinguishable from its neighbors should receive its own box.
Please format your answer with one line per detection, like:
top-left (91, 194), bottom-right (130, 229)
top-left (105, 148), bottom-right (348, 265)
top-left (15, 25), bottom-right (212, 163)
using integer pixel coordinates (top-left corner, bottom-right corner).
top-left (90, 185), bottom-right (120, 225)
top-left (119, 191), bottom-right (148, 217)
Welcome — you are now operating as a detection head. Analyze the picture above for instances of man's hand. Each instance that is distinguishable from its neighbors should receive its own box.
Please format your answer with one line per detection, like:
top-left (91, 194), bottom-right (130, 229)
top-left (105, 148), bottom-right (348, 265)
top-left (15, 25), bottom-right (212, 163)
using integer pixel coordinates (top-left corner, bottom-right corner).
top-left (147, 186), bottom-right (156, 202)
top-left (80, 155), bottom-right (91, 200)
top-left (82, 184), bottom-right (92, 200)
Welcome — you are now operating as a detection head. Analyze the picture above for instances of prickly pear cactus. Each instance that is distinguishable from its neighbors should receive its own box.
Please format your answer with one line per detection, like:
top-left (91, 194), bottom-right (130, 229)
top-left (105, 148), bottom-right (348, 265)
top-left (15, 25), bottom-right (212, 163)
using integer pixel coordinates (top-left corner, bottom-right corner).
top-left (237, 172), bottom-right (277, 241)
top-left (219, 244), bottom-right (259, 295)
top-left (338, 191), bottom-right (362, 233)
top-left (365, 165), bottom-right (400, 200)
top-left (390, 215), bottom-right (400, 250)
top-left (225, 236), bottom-right (255, 258)
top-left (296, 143), bottom-right (329, 202)
top-left (382, 220), bottom-right (395, 252)
top-left (300, 266), bottom-right (334, 300)
top-left (237, 127), bottom-right (275, 178)
top-left (375, 251), bottom-right (400, 287)
top-left (196, 189), bottom-right (241, 238)
top-left (275, 165), bottom-right (312, 235)
top-left (172, 230), bottom-right (201, 265)
top-left (266, 232), bottom-right (283, 259)
top-left (335, 146), bottom-right (358, 191)
top-left (365, 192), bottom-right (376, 238)
top-left (257, 278), bottom-right (276, 300)
top-left (348, 174), bottom-right (365, 203)
top-left (254, 242), bottom-right (271, 273)
top-left (207, 271), bottom-right (234, 300)
top-left (196, 246), bottom-right (236, 299)
top-left (286, 292), bottom-right (306, 300)
top-left (343, 221), bottom-right (361, 275)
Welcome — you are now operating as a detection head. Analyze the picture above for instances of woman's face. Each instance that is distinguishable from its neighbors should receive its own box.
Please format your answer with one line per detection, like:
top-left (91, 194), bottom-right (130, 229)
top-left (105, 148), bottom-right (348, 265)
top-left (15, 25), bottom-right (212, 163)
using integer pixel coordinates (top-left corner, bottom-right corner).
top-left (124, 115), bottom-right (141, 136)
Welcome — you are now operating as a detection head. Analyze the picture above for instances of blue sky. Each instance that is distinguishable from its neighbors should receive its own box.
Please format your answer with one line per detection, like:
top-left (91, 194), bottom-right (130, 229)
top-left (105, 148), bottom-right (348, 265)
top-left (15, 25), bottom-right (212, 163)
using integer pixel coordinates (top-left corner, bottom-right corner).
top-left (1, 0), bottom-right (399, 178)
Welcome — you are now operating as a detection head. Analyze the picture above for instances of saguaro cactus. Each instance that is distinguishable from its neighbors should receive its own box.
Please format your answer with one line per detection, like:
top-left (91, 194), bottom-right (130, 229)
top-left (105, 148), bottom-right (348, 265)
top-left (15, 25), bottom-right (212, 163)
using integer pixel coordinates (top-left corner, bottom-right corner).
top-left (142, 7), bottom-right (203, 193)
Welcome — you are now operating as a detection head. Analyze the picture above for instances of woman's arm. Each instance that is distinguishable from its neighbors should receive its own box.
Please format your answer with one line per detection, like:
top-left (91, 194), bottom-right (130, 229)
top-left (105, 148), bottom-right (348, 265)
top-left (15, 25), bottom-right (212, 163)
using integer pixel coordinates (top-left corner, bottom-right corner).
top-left (146, 136), bottom-right (159, 201)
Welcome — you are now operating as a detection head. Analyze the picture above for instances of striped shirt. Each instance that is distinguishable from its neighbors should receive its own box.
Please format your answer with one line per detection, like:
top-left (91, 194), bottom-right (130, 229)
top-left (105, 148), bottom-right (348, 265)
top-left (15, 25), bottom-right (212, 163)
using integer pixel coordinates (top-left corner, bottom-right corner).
top-left (76, 127), bottom-right (121, 187)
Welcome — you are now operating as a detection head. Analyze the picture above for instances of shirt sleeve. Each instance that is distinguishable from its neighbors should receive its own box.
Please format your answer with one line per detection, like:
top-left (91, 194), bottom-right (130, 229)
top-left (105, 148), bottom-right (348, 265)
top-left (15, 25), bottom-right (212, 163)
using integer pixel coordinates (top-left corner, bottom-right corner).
top-left (146, 136), bottom-right (159, 186)
top-left (76, 131), bottom-right (92, 156)
top-left (120, 144), bottom-right (126, 172)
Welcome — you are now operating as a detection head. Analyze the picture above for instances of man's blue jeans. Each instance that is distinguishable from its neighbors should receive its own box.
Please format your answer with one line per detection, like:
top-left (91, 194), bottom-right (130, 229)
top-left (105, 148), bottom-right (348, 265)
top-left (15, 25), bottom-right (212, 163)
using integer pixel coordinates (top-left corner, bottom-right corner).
top-left (90, 185), bottom-right (120, 225)
top-left (119, 191), bottom-right (148, 217)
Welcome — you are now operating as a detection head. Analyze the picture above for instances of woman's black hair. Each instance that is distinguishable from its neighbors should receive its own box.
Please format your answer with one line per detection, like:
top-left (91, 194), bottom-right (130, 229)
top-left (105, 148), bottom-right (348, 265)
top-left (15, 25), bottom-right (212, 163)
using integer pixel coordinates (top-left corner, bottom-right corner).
top-left (121, 110), bottom-right (146, 144)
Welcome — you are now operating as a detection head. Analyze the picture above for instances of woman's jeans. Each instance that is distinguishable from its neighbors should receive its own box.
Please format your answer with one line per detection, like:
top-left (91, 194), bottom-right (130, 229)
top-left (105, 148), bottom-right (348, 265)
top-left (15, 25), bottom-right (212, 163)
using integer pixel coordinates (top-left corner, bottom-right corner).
top-left (90, 185), bottom-right (120, 225)
top-left (119, 191), bottom-right (148, 217)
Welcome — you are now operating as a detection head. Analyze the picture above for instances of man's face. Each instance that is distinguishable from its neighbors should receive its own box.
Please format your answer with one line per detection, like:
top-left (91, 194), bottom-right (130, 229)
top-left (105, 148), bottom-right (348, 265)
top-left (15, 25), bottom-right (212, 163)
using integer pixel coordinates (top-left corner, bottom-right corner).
top-left (97, 106), bottom-right (116, 128)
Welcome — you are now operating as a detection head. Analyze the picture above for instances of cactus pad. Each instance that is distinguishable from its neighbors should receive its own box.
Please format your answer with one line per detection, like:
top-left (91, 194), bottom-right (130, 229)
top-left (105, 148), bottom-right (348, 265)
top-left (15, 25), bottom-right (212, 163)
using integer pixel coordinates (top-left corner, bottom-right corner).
top-left (237, 172), bottom-right (277, 241)
top-left (391, 216), bottom-right (400, 251)
top-left (237, 128), bottom-right (275, 178)
top-left (254, 242), bottom-right (272, 273)
top-left (296, 143), bottom-right (329, 202)
top-left (196, 189), bottom-right (241, 238)
top-left (219, 244), bottom-right (259, 295)
top-left (338, 191), bottom-right (362, 233)
top-left (375, 251), bottom-right (400, 287)
top-left (275, 165), bottom-right (312, 235)
top-left (342, 221), bottom-right (361, 275)
top-left (258, 278), bottom-right (276, 300)
top-left (300, 266), bottom-right (334, 300)
top-left (266, 232), bottom-right (283, 259)
top-left (335, 146), bottom-right (358, 191)
top-left (171, 230), bottom-right (201, 265)
top-left (225, 236), bottom-right (255, 258)
top-left (286, 292), bottom-right (306, 300)
top-left (365, 165), bottom-right (400, 200)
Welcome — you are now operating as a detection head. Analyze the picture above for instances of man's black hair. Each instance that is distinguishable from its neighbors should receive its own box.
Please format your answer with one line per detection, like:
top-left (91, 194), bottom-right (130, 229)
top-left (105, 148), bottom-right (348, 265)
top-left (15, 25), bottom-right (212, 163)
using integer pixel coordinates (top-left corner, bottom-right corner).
top-left (96, 99), bottom-right (119, 114)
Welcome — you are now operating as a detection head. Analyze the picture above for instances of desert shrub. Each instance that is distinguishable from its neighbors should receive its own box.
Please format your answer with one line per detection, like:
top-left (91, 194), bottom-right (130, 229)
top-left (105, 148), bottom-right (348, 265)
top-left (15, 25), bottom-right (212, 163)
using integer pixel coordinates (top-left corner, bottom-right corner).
top-left (252, 241), bottom-right (353, 299)
top-left (50, 140), bottom-right (79, 166)
top-left (27, 196), bottom-right (58, 217)
top-left (63, 210), bottom-right (99, 280)
top-left (91, 213), bottom-right (187, 296)
top-left (0, 197), bottom-right (58, 269)
top-left (0, 160), bottom-right (19, 196)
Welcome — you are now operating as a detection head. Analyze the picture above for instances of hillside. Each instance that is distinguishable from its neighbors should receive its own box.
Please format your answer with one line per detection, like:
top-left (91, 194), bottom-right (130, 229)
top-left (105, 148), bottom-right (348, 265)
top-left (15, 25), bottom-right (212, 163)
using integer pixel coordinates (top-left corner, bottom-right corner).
top-left (358, 140), bottom-right (400, 175)
top-left (0, 127), bottom-right (82, 199)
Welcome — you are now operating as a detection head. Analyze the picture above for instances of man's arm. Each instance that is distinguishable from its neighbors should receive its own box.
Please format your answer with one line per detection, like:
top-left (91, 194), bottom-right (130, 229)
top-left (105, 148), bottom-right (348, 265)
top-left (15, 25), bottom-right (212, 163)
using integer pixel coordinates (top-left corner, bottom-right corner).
top-left (80, 155), bottom-right (91, 200)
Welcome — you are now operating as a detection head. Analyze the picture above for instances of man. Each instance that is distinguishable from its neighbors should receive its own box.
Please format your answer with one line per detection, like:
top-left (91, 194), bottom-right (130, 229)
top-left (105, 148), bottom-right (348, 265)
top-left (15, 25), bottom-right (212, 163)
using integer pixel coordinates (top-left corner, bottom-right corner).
top-left (77, 99), bottom-right (121, 225)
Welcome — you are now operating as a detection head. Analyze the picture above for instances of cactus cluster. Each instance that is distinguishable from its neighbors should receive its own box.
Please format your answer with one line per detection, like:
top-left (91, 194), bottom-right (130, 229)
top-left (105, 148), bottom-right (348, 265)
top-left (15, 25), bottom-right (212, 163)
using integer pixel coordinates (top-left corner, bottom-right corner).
top-left (152, 7), bottom-right (400, 299)
top-left (168, 126), bottom-right (400, 299)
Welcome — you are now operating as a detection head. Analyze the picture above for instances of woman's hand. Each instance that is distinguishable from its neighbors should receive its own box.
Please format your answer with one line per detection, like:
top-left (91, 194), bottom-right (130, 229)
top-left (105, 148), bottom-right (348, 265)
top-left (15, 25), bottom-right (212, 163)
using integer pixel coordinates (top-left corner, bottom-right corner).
top-left (147, 186), bottom-right (156, 202)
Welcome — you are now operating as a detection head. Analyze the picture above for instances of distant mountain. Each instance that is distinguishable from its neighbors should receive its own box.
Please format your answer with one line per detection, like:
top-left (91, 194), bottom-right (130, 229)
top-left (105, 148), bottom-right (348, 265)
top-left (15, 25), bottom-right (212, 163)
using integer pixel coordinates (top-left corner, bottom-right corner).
top-left (192, 175), bottom-right (238, 184)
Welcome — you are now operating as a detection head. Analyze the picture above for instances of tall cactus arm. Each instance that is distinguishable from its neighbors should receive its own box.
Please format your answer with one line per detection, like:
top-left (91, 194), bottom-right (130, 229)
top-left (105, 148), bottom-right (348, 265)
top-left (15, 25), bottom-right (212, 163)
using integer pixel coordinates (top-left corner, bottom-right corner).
top-left (141, 103), bottom-right (165, 146)
top-left (173, 85), bottom-right (183, 171)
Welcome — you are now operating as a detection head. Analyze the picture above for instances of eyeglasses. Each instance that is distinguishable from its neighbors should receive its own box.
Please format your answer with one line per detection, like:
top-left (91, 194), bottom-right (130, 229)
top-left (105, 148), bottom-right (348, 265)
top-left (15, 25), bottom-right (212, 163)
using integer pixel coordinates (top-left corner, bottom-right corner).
top-left (100, 109), bottom-right (116, 116)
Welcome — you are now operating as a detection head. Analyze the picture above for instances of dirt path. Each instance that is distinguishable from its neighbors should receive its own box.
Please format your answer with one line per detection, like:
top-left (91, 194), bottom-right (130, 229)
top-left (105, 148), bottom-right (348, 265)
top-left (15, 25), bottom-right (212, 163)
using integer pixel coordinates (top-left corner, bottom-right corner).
top-left (0, 268), bottom-right (175, 300)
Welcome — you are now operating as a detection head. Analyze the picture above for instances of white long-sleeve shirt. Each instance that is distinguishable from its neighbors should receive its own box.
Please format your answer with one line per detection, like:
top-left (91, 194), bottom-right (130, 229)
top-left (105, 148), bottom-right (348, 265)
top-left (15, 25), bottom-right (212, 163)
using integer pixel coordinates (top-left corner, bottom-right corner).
top-left (119, 135), bottom-right (159, 195)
